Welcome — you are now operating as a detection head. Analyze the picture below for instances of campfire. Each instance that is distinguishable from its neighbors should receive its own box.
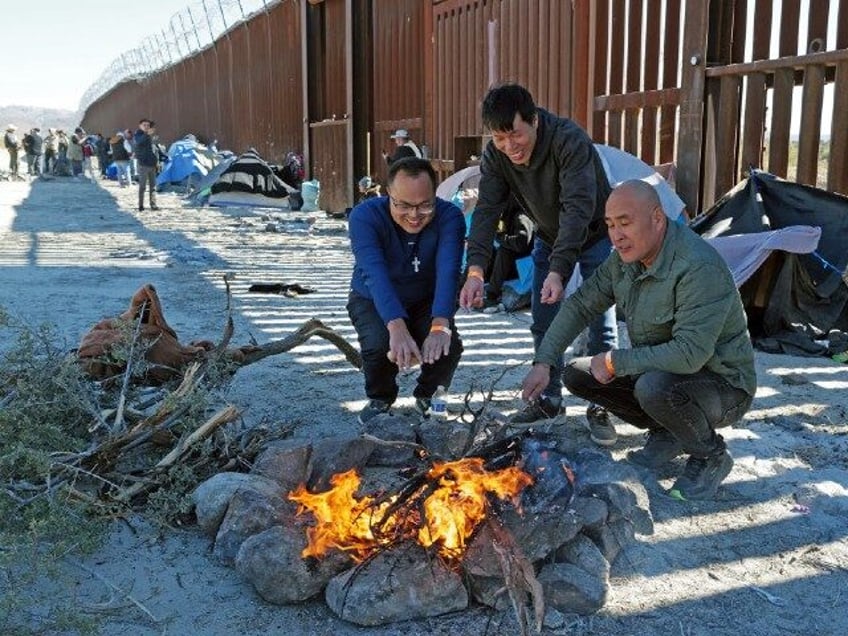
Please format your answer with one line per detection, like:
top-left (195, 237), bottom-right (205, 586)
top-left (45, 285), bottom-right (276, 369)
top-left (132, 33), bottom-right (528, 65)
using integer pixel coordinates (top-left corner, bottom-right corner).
top-left (289, 457), bottom-right (534, 562)
top-left (193, 410), bottom-right (653, 632)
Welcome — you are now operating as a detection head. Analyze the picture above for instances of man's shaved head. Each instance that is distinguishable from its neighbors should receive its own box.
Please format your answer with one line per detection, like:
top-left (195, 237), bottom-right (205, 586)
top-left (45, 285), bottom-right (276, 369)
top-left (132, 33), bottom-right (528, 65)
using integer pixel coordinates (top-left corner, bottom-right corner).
top-left (608, 179), bottom-right (662, 213)
top-left (605, 180), bottom-right (668, 267)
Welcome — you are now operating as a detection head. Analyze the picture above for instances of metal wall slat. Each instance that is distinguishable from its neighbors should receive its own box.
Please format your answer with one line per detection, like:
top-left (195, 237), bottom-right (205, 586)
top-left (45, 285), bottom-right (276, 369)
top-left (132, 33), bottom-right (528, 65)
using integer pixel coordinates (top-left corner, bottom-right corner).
top-left (796, 65), bottom-right (825, 185)
top-left (741, 73), bottom-right (767, 173)
top-left (640, 0), bottom-right (661, 165)
top-left (828, 60), bottom-right (848, 193)
top-left (607, 0), bottom-right (625, 147)
top-left (714, 75), bottom-right (742, 197)
top-left (659, 0), bottom-right (681, 163)
top-left (767, 68), bottom-right (795, 177)
top-left (623, 0), bottom-right (643, 155)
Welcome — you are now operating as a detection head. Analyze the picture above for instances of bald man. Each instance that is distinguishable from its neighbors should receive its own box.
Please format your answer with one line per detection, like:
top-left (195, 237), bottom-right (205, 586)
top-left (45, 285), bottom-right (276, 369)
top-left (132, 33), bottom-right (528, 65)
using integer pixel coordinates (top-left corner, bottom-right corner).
top-left (522, 180), bottom-right (756, 500)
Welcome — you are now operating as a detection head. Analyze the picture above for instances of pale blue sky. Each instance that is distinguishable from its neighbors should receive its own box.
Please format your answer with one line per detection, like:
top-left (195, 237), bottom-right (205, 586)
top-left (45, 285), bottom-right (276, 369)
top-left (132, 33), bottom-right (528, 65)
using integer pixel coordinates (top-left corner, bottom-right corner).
top-left (1, 0), bottom-right (183, 111)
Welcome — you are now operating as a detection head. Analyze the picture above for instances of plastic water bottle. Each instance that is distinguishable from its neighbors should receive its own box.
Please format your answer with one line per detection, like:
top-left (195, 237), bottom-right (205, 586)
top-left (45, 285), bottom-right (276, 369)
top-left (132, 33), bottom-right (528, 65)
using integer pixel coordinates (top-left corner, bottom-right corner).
top-left (431, 385), bottom-right (448, 419)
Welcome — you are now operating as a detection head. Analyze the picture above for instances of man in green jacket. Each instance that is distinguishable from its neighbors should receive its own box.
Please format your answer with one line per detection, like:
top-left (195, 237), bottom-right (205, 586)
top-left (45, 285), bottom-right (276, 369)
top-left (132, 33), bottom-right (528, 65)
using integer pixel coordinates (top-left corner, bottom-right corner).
top-left (522, 180), bottom-right (756, 500)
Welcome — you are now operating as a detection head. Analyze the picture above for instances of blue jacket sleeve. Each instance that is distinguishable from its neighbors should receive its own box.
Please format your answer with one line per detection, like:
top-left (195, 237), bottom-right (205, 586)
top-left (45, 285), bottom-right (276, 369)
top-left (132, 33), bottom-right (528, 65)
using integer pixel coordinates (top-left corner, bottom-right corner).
top-left (348, 205), bottom-right (408, 323)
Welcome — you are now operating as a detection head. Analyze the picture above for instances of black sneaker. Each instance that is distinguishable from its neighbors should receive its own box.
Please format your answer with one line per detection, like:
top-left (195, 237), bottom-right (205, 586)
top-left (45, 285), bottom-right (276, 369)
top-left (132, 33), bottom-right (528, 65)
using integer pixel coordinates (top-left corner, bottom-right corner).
top-left (151, 205), bottom-right (160, 210)
top-left (358, 399), bottom-right (391, 425)
top-left (669, 450), bottom-right (734, 500)
top-left (585, 404), bottom-right (617, 446)
top-left (510, 397), bottom-right (563, 424)
top-left (627, 428), bottom-right (684, 468)
top-left (138, 206), bottom-right (144, 211)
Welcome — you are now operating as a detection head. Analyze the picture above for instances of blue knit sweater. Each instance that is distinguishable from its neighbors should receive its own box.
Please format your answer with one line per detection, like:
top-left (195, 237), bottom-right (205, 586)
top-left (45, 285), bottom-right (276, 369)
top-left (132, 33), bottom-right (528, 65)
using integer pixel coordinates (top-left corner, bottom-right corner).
top-left (348, 196), bottom-right (465, 323)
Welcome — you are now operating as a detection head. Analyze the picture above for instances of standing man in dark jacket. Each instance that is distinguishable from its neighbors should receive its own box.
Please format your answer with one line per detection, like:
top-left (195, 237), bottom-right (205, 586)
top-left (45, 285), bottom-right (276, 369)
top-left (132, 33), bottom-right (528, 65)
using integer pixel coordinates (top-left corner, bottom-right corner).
top-left (347, 157), bottom-right (466, 424)
top-left (133, 119), bottom-right (159, 211)
top-left (459, 83), bottom-right (618, 444)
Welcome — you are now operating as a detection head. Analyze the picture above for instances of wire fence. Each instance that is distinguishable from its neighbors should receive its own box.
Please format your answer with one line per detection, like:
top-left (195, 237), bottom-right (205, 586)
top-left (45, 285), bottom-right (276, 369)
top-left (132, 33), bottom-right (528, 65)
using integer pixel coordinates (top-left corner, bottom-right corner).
top-left (79, 0), bottom-right (284, 113)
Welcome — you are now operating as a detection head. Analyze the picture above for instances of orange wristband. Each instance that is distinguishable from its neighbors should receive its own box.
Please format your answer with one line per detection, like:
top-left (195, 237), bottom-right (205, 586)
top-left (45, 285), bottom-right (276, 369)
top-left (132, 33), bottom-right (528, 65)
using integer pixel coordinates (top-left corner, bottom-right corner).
top-left (467, 270), bottom-right (484, 282)
top-left (604, 351), bottom-right (615, 376)
top-left (430, 325), bottom-right (452, 336)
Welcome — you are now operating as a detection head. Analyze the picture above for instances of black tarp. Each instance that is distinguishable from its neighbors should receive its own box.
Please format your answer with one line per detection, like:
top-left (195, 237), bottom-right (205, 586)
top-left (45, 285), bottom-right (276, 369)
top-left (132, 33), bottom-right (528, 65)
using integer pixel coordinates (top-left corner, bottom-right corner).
top-left (690, 171), bottom-right (848, 352)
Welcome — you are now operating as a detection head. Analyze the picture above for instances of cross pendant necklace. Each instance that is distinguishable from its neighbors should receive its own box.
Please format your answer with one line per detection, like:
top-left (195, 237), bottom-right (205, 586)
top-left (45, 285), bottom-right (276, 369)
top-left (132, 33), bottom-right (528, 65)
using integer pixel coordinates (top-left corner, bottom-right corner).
top-left (408, 239), bottom-right (421, 273)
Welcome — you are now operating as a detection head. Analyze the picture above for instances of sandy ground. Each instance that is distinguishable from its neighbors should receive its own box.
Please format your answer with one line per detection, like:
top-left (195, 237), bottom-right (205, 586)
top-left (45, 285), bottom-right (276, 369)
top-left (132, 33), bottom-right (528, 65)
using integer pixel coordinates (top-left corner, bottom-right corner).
top-left (1, 172), bottom-right (847, 636)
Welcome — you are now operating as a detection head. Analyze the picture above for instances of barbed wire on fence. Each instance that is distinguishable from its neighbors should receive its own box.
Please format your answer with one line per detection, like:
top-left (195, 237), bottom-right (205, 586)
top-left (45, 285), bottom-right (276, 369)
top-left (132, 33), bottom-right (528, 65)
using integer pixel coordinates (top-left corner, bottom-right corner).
top-left (79, 0), bottom-right (280, 113)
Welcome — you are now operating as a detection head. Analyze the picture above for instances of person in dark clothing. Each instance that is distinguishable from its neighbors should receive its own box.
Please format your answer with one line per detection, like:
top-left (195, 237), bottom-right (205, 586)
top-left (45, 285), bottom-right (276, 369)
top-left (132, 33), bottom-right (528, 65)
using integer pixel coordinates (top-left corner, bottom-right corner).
top-left (459, 83), bottom-right (618, 444)
top-left (522, 181), bottom-right (756, 499)
top-left (27, 128), bottom-right (44, 176)
top-left (43, 128), bottom-right (58, 174)
top-left (482, 196), bottom-right (535, 308)
top-left (382, 129), bottom-right (423, 166)
top-left (110, 131), bottom-right (132, 187)
top-left (133, 119), bottom-right (159, 211)
top-left (96, 133), bottom-right (111, 177)
top-left (3, 125), bottom-right (21, 179)
top-left (347, 157), bottom-right (465, 424)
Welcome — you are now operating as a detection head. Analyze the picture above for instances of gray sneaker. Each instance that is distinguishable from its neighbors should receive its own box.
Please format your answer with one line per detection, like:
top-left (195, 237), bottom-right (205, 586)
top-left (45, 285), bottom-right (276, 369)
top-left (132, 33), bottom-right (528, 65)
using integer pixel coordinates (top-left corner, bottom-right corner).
top-left (585, 404), bottom-right (617, 446)
top-left (669, 450), bottom-right (734, 500)
top-left (627, 429), bottom-right (684, 468)
top-left (510, 397), bottom-right (563, 424)
top-left (358, 399), bottom-right (391, 425)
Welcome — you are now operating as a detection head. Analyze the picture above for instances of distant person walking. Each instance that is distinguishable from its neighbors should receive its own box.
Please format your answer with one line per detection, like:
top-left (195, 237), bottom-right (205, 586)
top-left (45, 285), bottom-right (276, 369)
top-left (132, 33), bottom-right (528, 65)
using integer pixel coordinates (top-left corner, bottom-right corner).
top-left (133, 119), bottom-right (159, 211)
top-left (4, 124), bottom-right (21, 179)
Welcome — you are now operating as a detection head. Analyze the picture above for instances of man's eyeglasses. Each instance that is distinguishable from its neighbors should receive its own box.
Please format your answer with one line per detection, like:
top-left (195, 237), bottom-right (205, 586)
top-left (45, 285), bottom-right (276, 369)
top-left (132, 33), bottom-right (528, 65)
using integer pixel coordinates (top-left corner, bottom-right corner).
top-left (390, 197), bottom-right (436, 216)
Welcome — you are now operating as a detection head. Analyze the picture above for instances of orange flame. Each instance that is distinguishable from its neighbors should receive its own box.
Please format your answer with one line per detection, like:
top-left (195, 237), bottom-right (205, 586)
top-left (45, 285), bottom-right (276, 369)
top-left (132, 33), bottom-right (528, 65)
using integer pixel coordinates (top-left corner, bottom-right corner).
top-left (288, 457), bottom-right (533, 562)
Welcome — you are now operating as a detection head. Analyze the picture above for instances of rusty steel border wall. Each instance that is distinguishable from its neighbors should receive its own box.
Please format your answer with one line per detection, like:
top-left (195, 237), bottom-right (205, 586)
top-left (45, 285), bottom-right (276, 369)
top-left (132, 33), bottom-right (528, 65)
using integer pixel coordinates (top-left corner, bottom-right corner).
top-left (81, 0), bottom-right (847, 213)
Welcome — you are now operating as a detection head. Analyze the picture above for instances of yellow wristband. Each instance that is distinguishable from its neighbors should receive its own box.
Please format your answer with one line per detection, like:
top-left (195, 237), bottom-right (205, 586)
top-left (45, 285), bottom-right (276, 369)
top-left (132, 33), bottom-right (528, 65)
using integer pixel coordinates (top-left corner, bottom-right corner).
top-left (467, 270), bottom-right (484, 282)
top-left (604, 351), bottom-right (615, 376)
top-left (430, 325), bottom-right (452, 336)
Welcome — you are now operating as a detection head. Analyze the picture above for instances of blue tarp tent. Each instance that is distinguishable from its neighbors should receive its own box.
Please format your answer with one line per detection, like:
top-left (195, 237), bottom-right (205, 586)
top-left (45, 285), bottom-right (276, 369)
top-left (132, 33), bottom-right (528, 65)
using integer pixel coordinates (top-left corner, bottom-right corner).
top-left (156, 136), bottom-right (216, 188)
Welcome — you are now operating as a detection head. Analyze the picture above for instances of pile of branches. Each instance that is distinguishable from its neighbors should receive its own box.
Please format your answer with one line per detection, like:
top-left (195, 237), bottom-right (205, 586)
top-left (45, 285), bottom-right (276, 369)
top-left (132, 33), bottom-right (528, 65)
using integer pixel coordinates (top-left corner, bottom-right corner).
top-left (2, 310), bottom-right (363, 519)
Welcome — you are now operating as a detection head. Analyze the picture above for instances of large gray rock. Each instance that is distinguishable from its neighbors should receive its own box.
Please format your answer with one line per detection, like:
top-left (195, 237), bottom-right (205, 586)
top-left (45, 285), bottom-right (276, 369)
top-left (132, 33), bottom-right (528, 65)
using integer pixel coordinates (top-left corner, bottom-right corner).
top-left (573, 449), bottom-right (653, 535)
top-left (325, 543), bottom-right (468, 625)
top-left (235, 525), bottom-right (351, 604)
top-left (250, 439), bottom-right (311, 492)
top-left (463, 506), bottom-right (582, 579)
top-left (570, 496), bottom-right (609, 532)
top-left (583, 517), bottom-right (636, 564)
top-left (537, 562), bottom-right (608, 615)
top-left (214, 487), bottom-right (295, 564)
top-left (307, 436), bottom-right (376, 490)
top-left (556, 533), bottom-right (611, 581)
top-left (192, 472), bottom-right (284, 537)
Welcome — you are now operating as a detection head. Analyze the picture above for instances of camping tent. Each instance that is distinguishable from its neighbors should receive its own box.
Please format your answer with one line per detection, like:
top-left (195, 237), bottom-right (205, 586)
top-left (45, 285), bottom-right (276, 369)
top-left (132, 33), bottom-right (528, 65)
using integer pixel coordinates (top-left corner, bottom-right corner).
top-left (156, 136), bottom-right (216, 189)
top-left (691, 170), bottom-right (848, 349)
top-left (208, 149), bottom-right (298, 209)
top-left (185, 154), bottom-right (236, 206)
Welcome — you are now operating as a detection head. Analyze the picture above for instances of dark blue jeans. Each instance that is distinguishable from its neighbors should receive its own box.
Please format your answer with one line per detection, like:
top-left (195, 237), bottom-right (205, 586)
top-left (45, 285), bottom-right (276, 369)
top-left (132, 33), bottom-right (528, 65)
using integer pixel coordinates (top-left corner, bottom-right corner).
top-left (532, 237), bottom-right (618, 400)
top-left (563, 357), bottom-right (753, 457)
top-left (347, 292), bottom-right (463, 403)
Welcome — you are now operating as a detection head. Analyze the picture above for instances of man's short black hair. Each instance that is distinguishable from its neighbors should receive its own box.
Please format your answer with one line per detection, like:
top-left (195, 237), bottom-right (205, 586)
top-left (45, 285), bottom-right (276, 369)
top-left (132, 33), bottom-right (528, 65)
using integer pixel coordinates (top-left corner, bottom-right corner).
top-left (387, 157), bottom-right (437, 191)
top-left (139, 118), bottom-right (152, 125)
top-left (481, 83), bottom-right (537, 132)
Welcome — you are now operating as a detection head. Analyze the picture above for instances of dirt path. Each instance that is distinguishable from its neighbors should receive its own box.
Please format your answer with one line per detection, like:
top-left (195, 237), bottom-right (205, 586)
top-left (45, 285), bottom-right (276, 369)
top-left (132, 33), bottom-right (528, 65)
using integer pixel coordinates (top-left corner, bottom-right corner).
top-left (1, 176), bottom-right (846, 635)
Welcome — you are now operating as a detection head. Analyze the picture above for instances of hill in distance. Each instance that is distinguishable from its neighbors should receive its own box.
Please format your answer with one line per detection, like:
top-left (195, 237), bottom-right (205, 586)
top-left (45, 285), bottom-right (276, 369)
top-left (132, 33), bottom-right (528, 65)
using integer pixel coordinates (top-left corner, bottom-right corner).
top-left (0, 105), bottom-right (80, 134)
